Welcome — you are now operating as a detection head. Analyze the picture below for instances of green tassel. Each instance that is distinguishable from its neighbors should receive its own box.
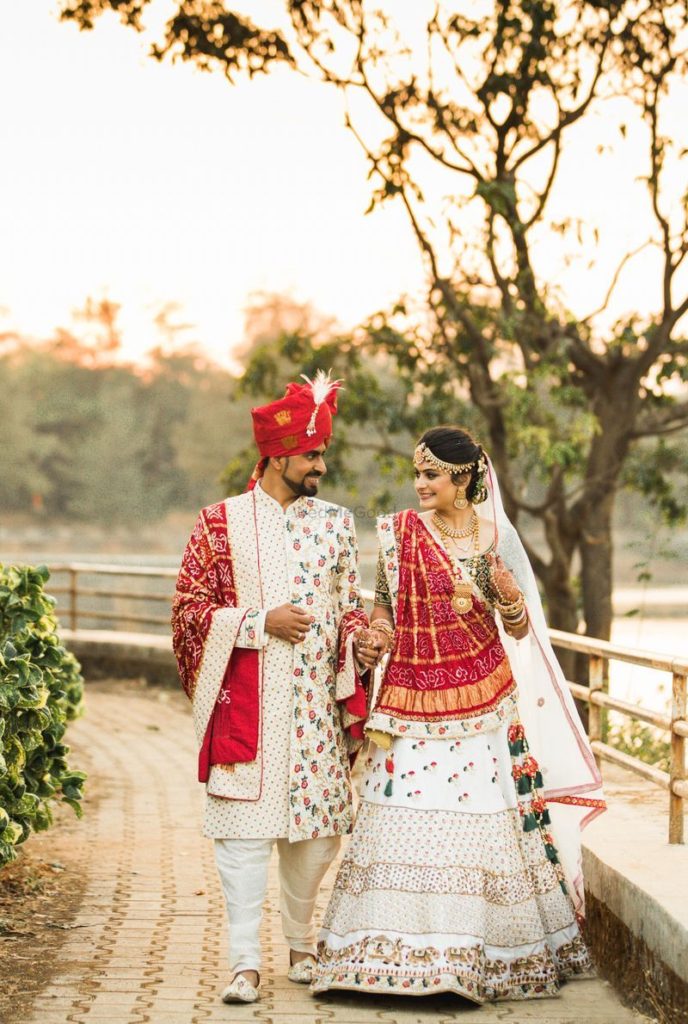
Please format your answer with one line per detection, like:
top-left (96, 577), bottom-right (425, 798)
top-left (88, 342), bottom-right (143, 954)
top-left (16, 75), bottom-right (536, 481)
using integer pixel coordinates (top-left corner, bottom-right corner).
top-left (384, 778), bottom-right (393, 798)
top-left (517, 775), bottom-right (532, 795)
top-left (559, 879), bottom-right (568, 895)
top-left (534, 771), bottom-right (544, 789)
top-left (545, 843), bottom-right (559, 863)
top-left (509, 739), bottom-right (524, 756)
top-left (541, 808), bottom-right (551, 825)
top-left (522, 812), bottom-right (538, 832)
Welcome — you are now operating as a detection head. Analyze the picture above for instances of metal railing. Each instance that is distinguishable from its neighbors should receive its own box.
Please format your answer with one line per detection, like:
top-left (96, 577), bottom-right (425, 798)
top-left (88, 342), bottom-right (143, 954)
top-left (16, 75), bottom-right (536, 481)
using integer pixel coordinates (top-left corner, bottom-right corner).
top-left (47, 563), bottom-right (687, 844)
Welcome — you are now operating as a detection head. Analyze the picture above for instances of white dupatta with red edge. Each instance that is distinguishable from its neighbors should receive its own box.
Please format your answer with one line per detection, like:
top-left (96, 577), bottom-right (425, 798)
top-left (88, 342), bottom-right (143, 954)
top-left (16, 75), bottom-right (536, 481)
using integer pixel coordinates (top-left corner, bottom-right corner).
top-left (484, 458), bottom-right (606, 914)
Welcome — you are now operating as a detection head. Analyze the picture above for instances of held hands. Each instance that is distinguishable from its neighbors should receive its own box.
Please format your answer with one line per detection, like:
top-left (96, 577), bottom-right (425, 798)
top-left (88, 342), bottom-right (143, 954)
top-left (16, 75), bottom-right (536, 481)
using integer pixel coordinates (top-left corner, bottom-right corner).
top-left (264, 603), bottom-right (314, 645)
top-left (353, 628), bottom-right (387, 670)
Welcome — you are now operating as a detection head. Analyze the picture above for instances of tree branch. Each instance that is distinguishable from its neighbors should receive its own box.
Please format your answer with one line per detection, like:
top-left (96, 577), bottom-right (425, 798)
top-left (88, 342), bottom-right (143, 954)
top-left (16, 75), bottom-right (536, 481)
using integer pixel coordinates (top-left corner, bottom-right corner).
top-left (523, 119), bottom-right (563, 231)
top-left (668, 292), bottom-right (688, 329)
top-left (581, 241), bottom-right (654, 323)
top-left (486, 211), bottom-right (513, 316)
top-left (646, 72), bottom-right (674, 321)
top-left (511, 35), bottom-right (610, 172)
top-left (352, 19), bottom-right (481, 181)
top-left (631, 399), bottom-right (688, 438)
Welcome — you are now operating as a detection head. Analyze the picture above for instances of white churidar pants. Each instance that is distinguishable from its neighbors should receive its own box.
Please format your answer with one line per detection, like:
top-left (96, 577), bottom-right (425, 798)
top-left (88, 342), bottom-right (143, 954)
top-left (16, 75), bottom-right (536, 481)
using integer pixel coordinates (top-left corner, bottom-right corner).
top-left (214, 835), bottom-right (341, 974)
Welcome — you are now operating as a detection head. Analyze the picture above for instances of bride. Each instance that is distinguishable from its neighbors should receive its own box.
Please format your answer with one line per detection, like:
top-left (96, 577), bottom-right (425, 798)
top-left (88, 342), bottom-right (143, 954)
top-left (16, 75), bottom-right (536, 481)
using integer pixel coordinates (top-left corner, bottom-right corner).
top-left (312, 425), bottom-right (605, 1003)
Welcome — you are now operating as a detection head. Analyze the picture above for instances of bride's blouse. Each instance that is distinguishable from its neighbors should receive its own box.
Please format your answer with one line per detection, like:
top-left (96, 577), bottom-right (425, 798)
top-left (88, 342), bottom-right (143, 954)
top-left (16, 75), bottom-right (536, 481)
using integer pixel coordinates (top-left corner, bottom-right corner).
top-left (374, 546), bottom-right (501, 610)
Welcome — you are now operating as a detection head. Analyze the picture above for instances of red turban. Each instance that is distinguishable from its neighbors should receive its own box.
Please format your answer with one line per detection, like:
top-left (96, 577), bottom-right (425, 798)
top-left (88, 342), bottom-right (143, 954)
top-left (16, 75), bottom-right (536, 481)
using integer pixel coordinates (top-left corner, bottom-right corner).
top-left (247, 371), bottom-right (343, 490)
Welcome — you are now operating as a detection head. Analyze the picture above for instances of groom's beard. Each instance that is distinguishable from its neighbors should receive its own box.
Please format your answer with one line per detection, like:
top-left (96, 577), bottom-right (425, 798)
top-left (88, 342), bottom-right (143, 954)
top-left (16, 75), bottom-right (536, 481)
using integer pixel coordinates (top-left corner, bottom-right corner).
top-left (282, 466), bottom-right (323, 497)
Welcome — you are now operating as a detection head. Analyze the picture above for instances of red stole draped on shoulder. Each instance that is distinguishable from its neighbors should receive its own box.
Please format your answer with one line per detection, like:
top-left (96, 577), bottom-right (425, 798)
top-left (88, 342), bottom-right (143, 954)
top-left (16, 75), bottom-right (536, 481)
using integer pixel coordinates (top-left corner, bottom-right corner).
top-left (172, 502), bottom-right (260, 780)
top-left (376, 509), bottom-right (515, 723)
top-left (172, 499), bottom-right (369, 780)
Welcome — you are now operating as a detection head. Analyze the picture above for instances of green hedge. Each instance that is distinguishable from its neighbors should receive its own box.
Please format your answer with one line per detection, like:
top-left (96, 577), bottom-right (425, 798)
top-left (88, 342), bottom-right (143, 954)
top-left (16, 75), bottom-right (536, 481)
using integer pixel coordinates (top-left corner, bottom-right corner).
top-left (0, 564), bottom-right (86, 868)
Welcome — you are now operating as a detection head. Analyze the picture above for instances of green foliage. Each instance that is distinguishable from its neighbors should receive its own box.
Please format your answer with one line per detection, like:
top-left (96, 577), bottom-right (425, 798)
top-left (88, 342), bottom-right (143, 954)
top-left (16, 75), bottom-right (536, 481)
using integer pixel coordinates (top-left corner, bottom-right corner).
top-left (219, 327), bottom-right (420, 510)
top-left (621, 439), bottom-right (688, 527)
top-left (0, 564), bottom-right (86, 869)
top-left (607, 718), bottom-right (670, 774)
top-left (0, 337), bottom-right (249, 523)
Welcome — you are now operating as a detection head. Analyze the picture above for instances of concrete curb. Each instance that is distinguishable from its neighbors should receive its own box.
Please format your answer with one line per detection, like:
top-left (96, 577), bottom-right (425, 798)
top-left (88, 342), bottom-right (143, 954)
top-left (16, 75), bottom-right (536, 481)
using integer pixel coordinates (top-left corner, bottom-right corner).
top-left (582, 773), bottom-right (688, 1023)
top-left (61, 628), bottom-right (178, 685)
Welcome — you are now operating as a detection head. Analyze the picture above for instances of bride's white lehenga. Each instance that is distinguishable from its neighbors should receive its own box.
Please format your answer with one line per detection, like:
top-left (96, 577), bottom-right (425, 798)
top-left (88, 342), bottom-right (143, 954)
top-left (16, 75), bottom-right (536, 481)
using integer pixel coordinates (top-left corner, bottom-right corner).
top-left (312, 461), bottom-right (605, 1002)
top-left (313, 704), bottom-right (590, 1000)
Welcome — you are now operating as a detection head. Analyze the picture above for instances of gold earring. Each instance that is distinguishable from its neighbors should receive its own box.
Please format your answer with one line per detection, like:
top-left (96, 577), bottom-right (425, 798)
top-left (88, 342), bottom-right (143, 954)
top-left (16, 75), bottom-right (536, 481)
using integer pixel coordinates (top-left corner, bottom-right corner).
top-left (454, 485), bottom-right (469, 510)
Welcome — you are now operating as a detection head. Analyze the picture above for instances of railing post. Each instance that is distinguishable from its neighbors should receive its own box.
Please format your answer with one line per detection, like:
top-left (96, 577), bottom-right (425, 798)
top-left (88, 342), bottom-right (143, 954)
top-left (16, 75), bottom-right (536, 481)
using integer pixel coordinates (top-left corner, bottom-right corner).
top-left (588, 655), bottom-right (605, 761)
top-left (669, 671), bottom-right (686, 845)
top-left (68, 567), bottom-right (78, 631)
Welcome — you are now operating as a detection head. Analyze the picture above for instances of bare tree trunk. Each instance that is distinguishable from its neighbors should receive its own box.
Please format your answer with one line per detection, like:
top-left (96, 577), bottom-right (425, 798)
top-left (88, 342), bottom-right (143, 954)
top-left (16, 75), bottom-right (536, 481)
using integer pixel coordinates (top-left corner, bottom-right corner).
top-left (578, 491), bottom-right (616, 738)
top-left (539, 550), bottom-right (580, 682)
top-left (579, 391), bottom-right (630, 644)
top-left (530, 506), bottom-right (591, 723)
top-left (580, 492), bottom-right (615, 642)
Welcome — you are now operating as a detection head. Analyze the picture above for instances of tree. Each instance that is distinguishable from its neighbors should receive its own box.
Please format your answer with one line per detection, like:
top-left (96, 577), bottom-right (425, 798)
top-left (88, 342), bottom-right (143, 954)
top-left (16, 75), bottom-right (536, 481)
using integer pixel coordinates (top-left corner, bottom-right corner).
top-left (60, 1), bottom-right (688, 641)
top-left (0, 315), bottom-right (240, 523)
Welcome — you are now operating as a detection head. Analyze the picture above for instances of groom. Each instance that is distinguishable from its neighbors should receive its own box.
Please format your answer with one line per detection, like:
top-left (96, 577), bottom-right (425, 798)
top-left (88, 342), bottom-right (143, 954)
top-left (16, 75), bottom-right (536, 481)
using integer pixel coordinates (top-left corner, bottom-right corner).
top-left (172, 372), bottom-right (375, 1004)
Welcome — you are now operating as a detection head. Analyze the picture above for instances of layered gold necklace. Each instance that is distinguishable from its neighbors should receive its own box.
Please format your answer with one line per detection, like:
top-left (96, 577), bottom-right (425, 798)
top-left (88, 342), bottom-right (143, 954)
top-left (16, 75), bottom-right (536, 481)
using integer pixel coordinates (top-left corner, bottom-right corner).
top-left (432, 510), bottom-right (479, 614)
top-left (432, 509), bottom-right (479, 544)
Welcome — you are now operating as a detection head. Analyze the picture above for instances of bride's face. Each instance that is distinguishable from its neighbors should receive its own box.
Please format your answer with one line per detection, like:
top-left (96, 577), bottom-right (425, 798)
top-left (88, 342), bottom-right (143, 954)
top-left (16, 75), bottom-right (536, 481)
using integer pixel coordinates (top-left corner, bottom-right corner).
top-left (414, 461), bottom-right (467, 512)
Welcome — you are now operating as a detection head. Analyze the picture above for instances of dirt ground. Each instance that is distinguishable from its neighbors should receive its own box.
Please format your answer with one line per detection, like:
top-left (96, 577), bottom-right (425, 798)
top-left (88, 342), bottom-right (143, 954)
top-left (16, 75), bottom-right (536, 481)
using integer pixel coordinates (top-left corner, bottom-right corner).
top-left (0, 701), bottom-right (103, 1023)
top-left (0, 814), bottom-right (89, 1017)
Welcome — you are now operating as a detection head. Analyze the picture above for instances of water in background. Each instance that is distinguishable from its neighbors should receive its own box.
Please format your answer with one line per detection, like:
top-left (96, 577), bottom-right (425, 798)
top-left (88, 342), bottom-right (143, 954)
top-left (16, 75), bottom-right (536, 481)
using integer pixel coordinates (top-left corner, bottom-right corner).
top-left (611, 615), bottom-right (685, 716)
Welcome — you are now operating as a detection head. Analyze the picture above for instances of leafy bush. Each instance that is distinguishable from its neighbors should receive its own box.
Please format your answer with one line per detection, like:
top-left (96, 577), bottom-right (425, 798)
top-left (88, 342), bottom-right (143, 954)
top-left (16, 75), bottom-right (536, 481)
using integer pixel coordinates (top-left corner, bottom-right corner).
top-left (0, 564), bottom-right (85, 868)
top-left (608, 716), bottom-right (671, 773)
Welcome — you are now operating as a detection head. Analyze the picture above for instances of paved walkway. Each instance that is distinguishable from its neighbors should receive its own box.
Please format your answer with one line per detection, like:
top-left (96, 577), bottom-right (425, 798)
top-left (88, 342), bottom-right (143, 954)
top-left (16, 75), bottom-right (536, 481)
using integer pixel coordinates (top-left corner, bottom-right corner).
top-left (15, 682), bottom-right (648, 1024)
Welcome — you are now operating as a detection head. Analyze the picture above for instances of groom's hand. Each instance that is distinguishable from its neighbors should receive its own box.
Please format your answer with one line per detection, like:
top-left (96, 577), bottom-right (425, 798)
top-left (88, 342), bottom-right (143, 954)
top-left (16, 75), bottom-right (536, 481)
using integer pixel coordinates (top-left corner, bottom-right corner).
top-left (265, 604), bottom-right (314, 644)
top-left (353, 628), bottom-right (385, 670)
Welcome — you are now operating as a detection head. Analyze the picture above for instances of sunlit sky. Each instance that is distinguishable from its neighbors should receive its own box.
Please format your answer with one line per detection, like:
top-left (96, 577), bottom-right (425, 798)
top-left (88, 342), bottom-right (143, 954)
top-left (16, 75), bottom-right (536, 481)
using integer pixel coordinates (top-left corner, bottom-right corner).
top-left (1, 1), bottom-right (686, 367)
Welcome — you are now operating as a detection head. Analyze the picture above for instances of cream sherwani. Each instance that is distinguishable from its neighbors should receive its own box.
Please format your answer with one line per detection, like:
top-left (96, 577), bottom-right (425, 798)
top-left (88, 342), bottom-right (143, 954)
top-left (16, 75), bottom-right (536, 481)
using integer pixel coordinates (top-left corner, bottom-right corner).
top-left (201, 482), bottom-right (366, 841)
top-left (172, 483), bottom-right (368, 974)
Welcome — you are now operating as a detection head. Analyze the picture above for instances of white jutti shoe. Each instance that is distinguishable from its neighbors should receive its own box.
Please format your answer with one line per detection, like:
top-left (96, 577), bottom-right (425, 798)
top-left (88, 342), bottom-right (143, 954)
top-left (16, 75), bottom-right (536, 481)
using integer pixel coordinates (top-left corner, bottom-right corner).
top-left (287, 956), bottom-right (316, 984)
top-left (221, 974), bottom-right (260, 1003)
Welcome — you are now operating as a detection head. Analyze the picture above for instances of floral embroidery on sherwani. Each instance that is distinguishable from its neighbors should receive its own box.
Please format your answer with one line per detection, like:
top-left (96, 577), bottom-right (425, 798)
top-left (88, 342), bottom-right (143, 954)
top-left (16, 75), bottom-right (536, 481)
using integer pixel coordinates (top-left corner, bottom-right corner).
top-left (173, 484), bottom-right (368, 843)
top-left (286, 497), bottom-right (368, 840)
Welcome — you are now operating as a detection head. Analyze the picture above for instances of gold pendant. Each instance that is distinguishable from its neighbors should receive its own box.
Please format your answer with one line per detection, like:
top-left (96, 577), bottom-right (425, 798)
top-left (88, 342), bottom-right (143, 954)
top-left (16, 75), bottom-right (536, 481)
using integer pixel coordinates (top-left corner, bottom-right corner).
top-left (451, 582), bottom-right (473, 615)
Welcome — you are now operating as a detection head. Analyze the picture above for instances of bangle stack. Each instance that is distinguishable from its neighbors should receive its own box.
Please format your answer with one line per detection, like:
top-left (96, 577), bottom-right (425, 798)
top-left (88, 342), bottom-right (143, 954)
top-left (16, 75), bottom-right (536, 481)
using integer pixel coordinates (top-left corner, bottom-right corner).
top-left (496, 596), bottom-right (528, 632)
top-left (369, 618), bottom-right (395, 653)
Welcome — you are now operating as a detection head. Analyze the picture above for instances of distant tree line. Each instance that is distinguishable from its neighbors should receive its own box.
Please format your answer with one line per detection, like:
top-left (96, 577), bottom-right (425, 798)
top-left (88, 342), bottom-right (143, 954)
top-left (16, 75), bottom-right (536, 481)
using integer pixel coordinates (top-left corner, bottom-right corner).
top-left (1, 292), bottom-right (685, 655)
top-left (0, 302), bottom-right (251, 523)
top-left (0, 296), bottom-right (414, 526)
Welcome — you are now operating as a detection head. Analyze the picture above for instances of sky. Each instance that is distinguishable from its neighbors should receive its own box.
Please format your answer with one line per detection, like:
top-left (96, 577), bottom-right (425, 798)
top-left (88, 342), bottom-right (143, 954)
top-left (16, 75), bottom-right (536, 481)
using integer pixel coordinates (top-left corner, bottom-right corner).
top-left (1, 1), bottom-right (686, 368)
top-left (0, 1), bottom-right (425, 365)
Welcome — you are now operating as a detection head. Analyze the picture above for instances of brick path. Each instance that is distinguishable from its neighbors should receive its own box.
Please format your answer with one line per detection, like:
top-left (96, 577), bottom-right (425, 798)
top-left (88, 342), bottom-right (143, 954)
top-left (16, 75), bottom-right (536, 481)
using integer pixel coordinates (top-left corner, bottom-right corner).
top-left (16, 683), bottom-right (647, 1024)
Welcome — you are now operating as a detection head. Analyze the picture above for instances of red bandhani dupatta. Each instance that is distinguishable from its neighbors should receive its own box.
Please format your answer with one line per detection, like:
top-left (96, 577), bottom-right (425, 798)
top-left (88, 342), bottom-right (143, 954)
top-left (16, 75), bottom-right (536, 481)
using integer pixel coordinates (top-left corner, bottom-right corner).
top-left (375, 509), bottom-right (515, 724)
top-left (336, 608), bottom-right (369, 741)
top-left (172, 502), bottom-right (260, 781)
